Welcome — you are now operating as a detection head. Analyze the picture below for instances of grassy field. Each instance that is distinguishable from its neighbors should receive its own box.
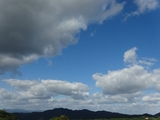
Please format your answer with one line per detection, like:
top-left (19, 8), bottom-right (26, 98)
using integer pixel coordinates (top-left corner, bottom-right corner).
top-left (92, 117), bottom-right (160, 120)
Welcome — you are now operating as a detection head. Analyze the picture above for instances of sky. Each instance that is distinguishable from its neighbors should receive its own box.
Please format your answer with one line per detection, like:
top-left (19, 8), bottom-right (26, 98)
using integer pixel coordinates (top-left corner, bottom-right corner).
top-left (0, 0), bottom-right (160, 115)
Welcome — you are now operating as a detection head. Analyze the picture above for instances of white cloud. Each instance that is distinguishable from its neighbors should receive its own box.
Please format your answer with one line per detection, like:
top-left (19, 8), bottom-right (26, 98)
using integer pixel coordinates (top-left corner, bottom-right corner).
top-left (91, 47), bottom-right (160, 114)
top-left (98, 0), bottom-right (126, 23)
top-left (92, 92), bottom-right (129, 104)
top-left (41, 80), bottom-right (89, 99)
top-left (4, 79), bottom-right (89, 100)
top-left (134, 0), bottom-right (159, 14)
top-left (0, 0), bottom-right (125, 74)
top-left (0, 87), bottom-right (142, 113)
top-left (142, 93), bottom-right (160, 103)
top-left (0, 88), bottom-right (16, 99)
top-left (127, 102), bottom-right (160, 114)
top-left (93, 47), bottom-right (160, 95)
top-left (124, 0), bottom-right (159, 20)
top-left (123, 47), bottom-right (137, 64)
top-left (1, 79), bottom-right (160, 114)
top-left (93, 65), bottom-right (152, 95)
top-left (123, 47), bottom-right (157, 66)
top-left (138, 58), bottom-right (157, 67)
top-left (1, 47), bottom-right (160, 114)
top-left (4, 79), bottom-right (38, 91)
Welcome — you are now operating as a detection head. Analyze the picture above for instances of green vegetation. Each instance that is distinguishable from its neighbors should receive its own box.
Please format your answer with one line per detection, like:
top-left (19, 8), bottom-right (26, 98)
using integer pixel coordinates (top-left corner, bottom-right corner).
top-left (0, 110), bottom-right (18, 120)
top-left (49, 116), bottom-right (160, 120)
top-left (50, 115), bottom-right (70, 120)
top-left (92, 117), bottom-right (160, 120)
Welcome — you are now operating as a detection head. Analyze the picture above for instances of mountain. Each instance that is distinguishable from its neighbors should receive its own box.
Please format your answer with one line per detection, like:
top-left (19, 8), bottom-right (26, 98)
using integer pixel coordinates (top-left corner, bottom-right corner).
top-left (4, 109), bottom-right (32, 113)
top-left (154, 112), bottom-right (160, 118)
top-left (13, 108), bottom-right (157, 120)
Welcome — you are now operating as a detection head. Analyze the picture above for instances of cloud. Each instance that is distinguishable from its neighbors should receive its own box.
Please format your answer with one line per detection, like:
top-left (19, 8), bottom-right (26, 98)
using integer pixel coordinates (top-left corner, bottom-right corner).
top-left (0, 88), bottom-right (16, 100)
top-left (90, 47), bottom-right (160, 114)
top-left (124, 0), bottom-right (159, 20)
top-left (142, 93), bottom-right (160, 103)
top-left (0, 86), bottom-right (144, 113)
top-left (1, 47), bottom-right (160, 114)
top-left (123, 47), bottom-right (137, 64)
top-left (138, 58), bottom-right (157, 66)
top-left (93, 47), bottom-right (160, 95)
top-left (91, 92), bottom-right (142, 105)
top-left (123, 47), bottom-right (156, 66)
top-left (92, 93), bottom-right (128, 104)
top-left (3, 79), bottom-right (89, 100)
top-left (93, 65), bottom-right (152, 95)
top-left (1, 77), bottom-right (160, 114)
top-left (134, 0), bottom-right (159, 14)
top-left (0, 0), bottom-right (125, 74)
top-left (0, 79), bottom-right (90, 111)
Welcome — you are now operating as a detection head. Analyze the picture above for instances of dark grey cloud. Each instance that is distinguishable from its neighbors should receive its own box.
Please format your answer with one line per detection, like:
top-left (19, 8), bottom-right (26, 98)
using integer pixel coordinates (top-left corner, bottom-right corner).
top-left (0, 0), bottom-right (125, 74)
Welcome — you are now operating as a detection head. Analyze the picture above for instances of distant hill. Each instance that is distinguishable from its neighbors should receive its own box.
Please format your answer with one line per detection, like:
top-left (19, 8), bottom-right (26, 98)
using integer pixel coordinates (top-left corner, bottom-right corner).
top-left (13, 108), bottom-right (158, 120)
top-left (0, 110), bottom-right (18, 120)
top-left (3, 109), bottom-right (32, 113)
top-left (155, 112), bottom-right (160, 118)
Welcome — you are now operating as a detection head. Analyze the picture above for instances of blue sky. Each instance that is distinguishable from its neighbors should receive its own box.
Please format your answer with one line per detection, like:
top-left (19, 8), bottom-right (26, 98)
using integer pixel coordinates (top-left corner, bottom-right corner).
top-left (0, 0), bottom-right (160, 114)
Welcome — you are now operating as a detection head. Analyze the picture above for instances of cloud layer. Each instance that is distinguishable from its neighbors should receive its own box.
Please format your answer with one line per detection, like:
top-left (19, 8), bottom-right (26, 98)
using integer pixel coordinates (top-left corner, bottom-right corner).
top-left (93, 47), bottom-right (160, 95)
top-left (0, 0), bottom-right (160, 115)
top-left (1, 47), bottom-right (160, 114)
top-left (3, 79), bottom-right (89, 100)
top-left (0, 0), bottom-right (125, 74)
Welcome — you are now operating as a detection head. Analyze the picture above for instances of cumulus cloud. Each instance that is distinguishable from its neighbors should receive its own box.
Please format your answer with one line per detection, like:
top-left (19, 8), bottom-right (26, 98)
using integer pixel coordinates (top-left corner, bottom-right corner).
top-left (91, 91), bottom-right (143, 105)
top-left (92, 92), bottom-right (128, 104)
top-left (93, 47), bottom-right (160, 95)
top-left (142, 93), bottom-right (160, 103)
top-left (124, 0), bottom-right (159, 20)
top-left (1, 77), bottom-right (160, 114)
top-left (0, 79), bottom-right (90, 111)
top-left (93, 65), bottom-right (152, 95)
top-left (3, 79), bottom-right (89, 99)
top-left (0, 88), bottom-right (16, 100)
top-left (0, 0), bottom-right (125, 74)
top-left (1, 47), bottom-right (160, 114)
top-left (123, 47), bottom-right (137, 64)
top-left (0, 86), bottom-right (144, 113)
top-left (123, 47), bottom-right (156, 66)
top-left (90, 47), bottom-right (160, 114)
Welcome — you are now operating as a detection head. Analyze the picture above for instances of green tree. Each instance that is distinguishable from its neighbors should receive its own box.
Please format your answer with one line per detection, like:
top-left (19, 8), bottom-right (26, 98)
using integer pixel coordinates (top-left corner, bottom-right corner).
top-left (0, 110), bottom-right (18, 120)
top-left (50, 115), bottom-right (69, 120)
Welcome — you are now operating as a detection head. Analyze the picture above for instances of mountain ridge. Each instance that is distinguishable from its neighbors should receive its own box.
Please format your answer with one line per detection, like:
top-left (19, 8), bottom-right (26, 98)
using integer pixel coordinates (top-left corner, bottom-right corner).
top-left (13, 108), bottom-right (159, 120)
